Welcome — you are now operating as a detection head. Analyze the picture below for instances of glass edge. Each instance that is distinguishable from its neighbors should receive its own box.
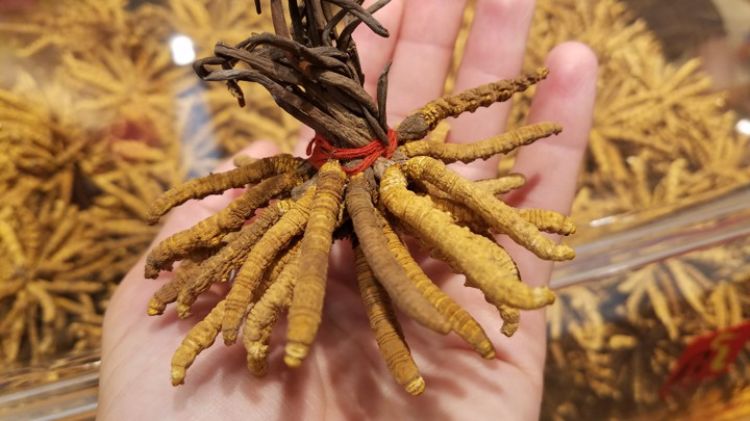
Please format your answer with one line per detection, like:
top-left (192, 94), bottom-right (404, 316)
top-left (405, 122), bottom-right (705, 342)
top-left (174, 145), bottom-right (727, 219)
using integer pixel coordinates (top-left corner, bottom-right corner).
top-left (552, 186), bottom-right (750, 288)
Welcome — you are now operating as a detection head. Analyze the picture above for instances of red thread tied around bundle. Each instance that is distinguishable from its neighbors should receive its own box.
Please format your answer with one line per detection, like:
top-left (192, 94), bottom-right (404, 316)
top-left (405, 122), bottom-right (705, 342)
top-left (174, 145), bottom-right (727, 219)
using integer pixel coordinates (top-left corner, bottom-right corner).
top-left (306, 129), bottom-right (397, 174)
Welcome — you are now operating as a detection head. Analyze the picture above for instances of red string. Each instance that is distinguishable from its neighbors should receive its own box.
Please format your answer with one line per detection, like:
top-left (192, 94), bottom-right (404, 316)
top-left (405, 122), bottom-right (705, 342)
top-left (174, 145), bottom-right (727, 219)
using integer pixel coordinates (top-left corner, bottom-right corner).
top-left (306, 129), bottom-right (397, 175)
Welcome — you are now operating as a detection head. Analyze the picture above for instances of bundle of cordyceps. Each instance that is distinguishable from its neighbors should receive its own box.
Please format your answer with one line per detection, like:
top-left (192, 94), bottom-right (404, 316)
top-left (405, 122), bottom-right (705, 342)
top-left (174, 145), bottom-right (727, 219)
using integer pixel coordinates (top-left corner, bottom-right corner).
top-left (146, 0), bottom-right (575, 394)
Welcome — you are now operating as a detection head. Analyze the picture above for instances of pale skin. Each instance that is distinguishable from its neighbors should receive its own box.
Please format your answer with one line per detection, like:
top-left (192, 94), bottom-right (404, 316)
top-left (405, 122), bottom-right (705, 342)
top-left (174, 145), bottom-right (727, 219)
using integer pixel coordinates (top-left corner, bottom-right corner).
top-left (99, 1), bottom-right (598, 420)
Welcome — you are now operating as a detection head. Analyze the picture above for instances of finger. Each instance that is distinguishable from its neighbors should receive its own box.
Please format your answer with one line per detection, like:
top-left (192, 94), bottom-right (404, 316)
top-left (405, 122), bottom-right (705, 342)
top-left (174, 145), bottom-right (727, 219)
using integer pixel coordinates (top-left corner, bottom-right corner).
top-left (447, 0), bottom-right (537, 180)
top-left (386, 0), bottom-right (468, 124)
top-left (488, 43), bottom-right (596, 382)
top-left (432, 42), bottom-right (596, 380)
top-left (502, 41), bottom-right (598, 287)
top-left (352, 0), bottom-right (406, 96)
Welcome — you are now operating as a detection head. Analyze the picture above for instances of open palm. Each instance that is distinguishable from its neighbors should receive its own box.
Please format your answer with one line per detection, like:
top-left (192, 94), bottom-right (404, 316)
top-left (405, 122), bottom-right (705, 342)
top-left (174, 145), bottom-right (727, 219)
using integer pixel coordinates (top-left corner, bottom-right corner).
top-left (99, 1), bottom-right (597, 420)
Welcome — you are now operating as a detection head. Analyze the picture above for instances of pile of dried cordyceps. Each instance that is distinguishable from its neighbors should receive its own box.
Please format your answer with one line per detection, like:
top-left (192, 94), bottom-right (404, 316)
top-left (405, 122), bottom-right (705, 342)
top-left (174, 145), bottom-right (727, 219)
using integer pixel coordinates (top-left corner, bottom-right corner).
top-left (544, 233), bottom-right (750, 420)
top-left (146, 0), bottom-right (574, 394)
top-left (0, 0), bottom-right (290, 365)
top-left (511, 0), bottom-right (750, 234)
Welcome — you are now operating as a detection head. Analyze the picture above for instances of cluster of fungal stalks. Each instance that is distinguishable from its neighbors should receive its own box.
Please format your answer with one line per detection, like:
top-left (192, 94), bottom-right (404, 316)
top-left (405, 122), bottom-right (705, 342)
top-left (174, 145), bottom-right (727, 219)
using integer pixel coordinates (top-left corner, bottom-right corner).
top-left (544, 220), bottom-right (750, 420)
top-left (0, 0), bottom-right (296, 177)
top-left (508, 0), bottom-right (750, 237)
top-left (0, 0), bottom-right (283, 365)
top-left (503, 1), bottom-right (750, 417)
top-left (0, 79), bottom-right (173, 364)
top-left (0, 202), bottom-right (108, 364)
top-left (0, 2), bottom-right (182, 364)
top-left (145, 0), bottom-right (575, 393)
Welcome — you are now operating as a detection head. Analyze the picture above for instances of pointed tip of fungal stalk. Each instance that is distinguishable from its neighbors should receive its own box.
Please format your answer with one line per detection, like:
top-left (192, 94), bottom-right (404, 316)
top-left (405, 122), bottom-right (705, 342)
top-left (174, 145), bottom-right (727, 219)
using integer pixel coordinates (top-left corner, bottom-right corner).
top-left (405, 377), bottom-right (426, 396)
top-left (533, 67), bottom-right (550, 81)
top-left (171, 368), bottom-right (186, 386)
top-left (283, 343), bottom-right (308, 368)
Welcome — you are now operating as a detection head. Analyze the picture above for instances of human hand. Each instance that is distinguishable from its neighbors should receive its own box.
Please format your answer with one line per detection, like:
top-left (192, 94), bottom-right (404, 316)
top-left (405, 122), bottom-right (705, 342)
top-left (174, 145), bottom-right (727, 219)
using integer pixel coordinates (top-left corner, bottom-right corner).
top-left (99, 1), bottom-right (597, 420)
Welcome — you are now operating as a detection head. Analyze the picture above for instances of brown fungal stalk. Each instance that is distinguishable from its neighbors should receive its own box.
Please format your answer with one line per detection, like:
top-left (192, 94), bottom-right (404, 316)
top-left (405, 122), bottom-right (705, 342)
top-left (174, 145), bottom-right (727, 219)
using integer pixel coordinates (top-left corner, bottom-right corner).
top-left (146, 0), bottom-right (574, 394)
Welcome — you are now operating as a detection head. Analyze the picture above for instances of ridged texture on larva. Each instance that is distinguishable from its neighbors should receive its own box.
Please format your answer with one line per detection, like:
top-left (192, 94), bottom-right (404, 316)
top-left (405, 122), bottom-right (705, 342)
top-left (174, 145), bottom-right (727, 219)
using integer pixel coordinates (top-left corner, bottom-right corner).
top-left (146, 154), bottom-right (302, 223)
top-left (517, 209), bottom-right (576, 235)
top-left (222, 188), bottom-right (315, 344)
top-left (355, 246), bottom-right (425, 396)
top-left (399, 122), bottom-right (561, 164)
top-left (190, 201), bottom-right (291, 284)
top-left (397, 69), bottom-right (549, 141)
top-left (381, 164), bottom-right (555, 310)
top-left (401, 156), bottom-right (574, 262)
top-left (285, 161), bottom-right (346, 367)
top-left (148, 254), bottom-right (206, 316)
top-left (346, 173), bottom-right (450, 334)
top-left (426, 195), bottom-right (490, 235)
top-left (380, 220), bottom-right (495, 358)
top-left (171, 300), bottom-right (225, 386)
top-left (429, 196), bottom-right (575, 238)
top-left (243, 246), bottom-right (300, 376)
top-left (172, 204), bottom-right (289, 318)
top-left (392, 198), bottom-right (522, 335)
top-left (145, 171), bottom-right (304, 276)
top-left (474, 174), bottom-right (526, 195)
top-left (265, 241), bottom-right (302, 287)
